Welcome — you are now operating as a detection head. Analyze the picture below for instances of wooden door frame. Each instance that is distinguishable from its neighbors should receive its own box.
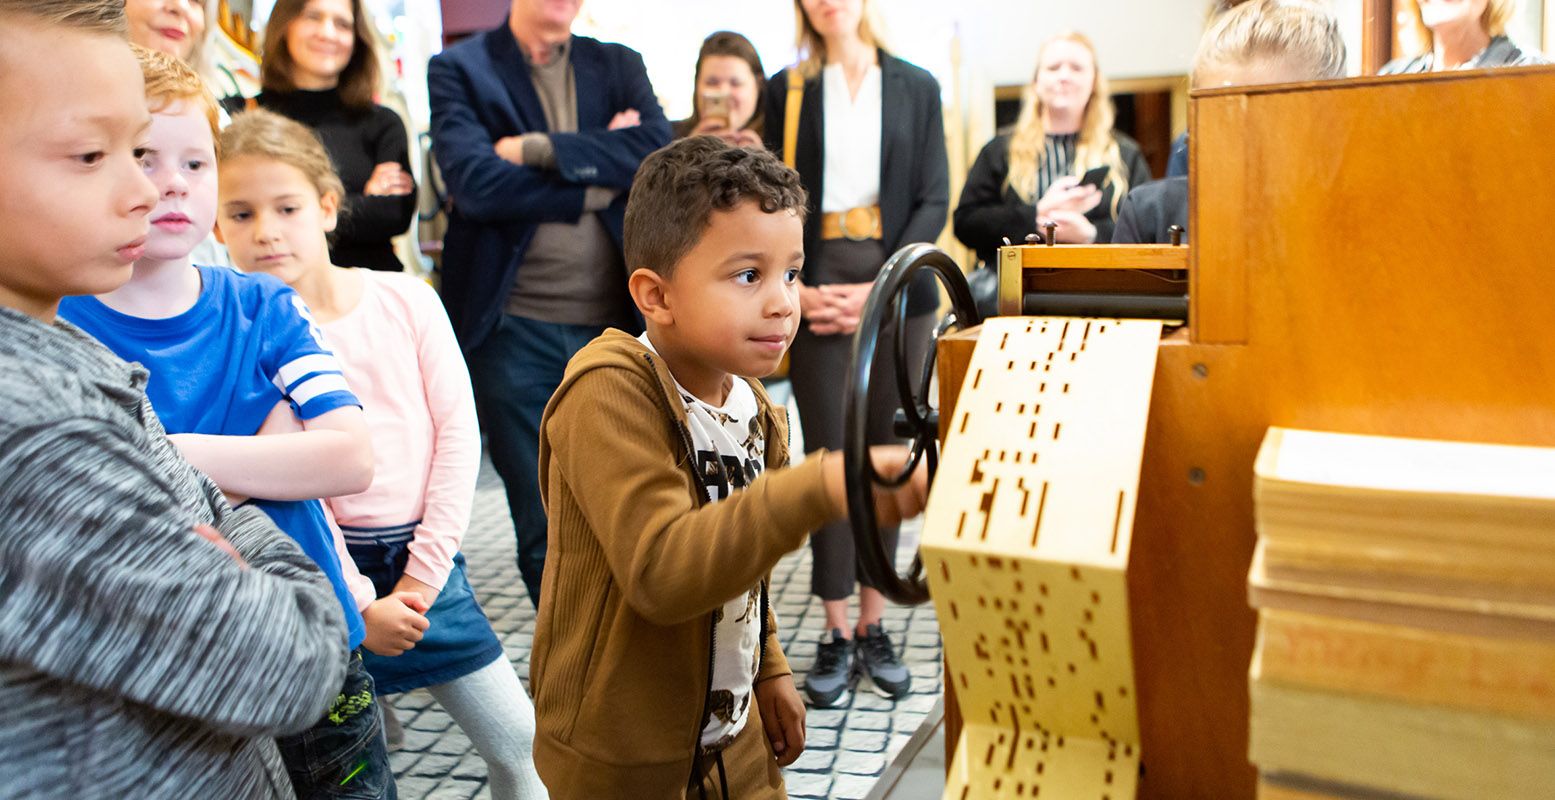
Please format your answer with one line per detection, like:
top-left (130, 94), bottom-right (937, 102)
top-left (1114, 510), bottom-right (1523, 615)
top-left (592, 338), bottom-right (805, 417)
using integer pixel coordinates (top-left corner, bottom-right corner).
top-left (1363, 0), bottom-right (1396, 74)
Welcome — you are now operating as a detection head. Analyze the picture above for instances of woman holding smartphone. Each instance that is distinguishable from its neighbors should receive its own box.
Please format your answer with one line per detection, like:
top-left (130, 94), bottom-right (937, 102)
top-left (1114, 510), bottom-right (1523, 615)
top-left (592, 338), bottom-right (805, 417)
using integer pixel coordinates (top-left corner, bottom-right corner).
top-left (765, 0), bottom-right (948, 710)
top-left (675, 31), bottom-right (766, 149)
top-left (954, 32), bottom-right (1152, 264)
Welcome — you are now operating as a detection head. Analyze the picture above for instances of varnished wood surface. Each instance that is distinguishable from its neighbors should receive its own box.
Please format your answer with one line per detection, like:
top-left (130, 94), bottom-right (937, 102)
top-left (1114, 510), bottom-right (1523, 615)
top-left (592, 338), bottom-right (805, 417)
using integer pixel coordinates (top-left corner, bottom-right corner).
top-left (1362, 0), bottom-right (1396, 75)
top-left (1194, 65), bottom-right (1555, 443)
top-left (1000, 245), bottom-right (1190, 315)
top-left (1187, 95), bottom-right (1249, 344)
top-left (1130, 341), bottom-right (1266, 798)
top-left (1015, 245), bottom-right (1190, 271)
top-left (1158, 67), bottom-right (1555, 799)
top-left (936, 66), bottom-right (1555, 800)
top-left (934, 327), bottom-right (980, 765)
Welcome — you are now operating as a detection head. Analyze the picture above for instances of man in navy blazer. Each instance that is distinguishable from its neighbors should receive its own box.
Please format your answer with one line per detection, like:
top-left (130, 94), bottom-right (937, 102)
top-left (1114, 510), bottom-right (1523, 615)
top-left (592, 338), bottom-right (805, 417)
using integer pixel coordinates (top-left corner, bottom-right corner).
top-left (429, 0), bottom-right (670, 605)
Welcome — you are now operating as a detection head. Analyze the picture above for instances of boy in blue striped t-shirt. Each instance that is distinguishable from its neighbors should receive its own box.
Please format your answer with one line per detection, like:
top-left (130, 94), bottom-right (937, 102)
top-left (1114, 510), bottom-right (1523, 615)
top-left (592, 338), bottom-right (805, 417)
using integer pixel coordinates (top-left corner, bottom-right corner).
top-left (58, 46), bottom-right (423, 799)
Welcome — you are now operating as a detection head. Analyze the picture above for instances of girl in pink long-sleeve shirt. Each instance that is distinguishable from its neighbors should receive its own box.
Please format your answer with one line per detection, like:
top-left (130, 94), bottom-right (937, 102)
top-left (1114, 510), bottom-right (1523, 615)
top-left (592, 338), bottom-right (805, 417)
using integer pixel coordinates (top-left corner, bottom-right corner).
top-left (225, 109), bottom-right (547, 800)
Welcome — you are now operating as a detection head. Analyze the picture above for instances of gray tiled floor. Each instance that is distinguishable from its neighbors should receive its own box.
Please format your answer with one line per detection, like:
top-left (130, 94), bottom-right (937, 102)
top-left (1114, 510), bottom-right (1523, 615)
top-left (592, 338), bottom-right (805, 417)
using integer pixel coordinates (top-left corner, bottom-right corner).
top-left (387, 457), bottom-right (945, 799)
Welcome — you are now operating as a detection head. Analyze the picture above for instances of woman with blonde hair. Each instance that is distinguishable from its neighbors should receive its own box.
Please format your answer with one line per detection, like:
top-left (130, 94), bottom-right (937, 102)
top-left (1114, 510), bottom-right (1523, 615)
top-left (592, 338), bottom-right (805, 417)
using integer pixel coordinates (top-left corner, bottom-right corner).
top-left (1382, 0), bottom-right (1547, 73)
top-left (123, 0), bottom-right (207, 65)
top-left (765, 0), bottom-right (949, 710)
top-left (954, 33), bottom-right (1152, 262)
top-left (1115, 0), bottom-right (1347, 244)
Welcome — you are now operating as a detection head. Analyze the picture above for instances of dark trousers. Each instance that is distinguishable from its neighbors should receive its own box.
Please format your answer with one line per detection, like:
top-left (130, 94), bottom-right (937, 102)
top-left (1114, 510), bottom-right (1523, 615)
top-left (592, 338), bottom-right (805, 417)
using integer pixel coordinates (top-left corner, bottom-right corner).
top-left (277, 651), bottom-right (397, 799)
top-left (789, 239), bottom-right (934, 601)
top-left (468, 313), bottom-right (609, 607)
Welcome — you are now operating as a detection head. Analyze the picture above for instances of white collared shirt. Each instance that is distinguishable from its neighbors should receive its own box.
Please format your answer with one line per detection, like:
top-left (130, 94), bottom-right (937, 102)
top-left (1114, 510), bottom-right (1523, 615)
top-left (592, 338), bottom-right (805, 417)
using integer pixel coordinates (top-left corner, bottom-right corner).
top-left (820, 62), bottom-right (883, 213)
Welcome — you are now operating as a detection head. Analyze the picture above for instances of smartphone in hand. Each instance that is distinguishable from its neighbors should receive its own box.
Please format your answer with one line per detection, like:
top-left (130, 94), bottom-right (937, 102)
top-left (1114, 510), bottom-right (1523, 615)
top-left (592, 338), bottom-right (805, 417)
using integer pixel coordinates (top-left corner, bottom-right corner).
top-left (700, 91), bottom-right (732, 128)
top-left (1078, 164), bottom-right (1110, 190)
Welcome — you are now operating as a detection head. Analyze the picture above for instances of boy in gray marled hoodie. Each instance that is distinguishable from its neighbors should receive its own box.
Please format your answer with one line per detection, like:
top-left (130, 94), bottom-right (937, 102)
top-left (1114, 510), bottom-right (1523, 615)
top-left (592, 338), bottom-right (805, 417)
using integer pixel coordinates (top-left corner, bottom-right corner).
top-left (0, 1), bottom-right (350, 797)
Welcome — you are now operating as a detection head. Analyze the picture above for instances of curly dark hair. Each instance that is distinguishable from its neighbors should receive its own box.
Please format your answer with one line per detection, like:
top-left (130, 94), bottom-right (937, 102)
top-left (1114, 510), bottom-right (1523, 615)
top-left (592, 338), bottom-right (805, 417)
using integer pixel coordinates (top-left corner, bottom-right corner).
top-left (625, 136), bottom-right (807, 278)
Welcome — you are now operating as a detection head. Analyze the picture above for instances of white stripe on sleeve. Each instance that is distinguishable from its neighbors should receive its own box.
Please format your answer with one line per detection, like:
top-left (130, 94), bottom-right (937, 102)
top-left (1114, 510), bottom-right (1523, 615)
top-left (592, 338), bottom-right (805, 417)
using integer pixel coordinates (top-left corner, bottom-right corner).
top-left (287, 374), bottom-right (353, 407)
top-left (274, 354), bottom-right (342, 392)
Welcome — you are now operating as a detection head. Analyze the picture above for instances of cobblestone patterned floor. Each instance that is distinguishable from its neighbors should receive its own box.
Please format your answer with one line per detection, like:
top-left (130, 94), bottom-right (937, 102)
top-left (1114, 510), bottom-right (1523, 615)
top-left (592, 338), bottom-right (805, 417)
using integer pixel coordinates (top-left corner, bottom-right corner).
top-left (386, 457), bottom-right (944, 800)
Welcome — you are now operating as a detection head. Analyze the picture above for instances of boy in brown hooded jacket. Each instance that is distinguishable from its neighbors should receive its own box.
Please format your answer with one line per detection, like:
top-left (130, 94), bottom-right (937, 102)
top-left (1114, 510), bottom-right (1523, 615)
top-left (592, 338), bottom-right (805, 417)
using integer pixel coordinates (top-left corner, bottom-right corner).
top-left (531, 137), bottom-right (929, 798)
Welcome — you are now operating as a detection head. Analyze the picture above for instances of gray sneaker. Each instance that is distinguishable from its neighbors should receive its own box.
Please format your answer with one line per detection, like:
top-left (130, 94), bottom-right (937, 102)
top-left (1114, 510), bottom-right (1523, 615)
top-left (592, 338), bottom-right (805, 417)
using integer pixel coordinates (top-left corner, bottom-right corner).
top-left (803, 628), bottom-right (854, 708)
top-left (854, 623), bottom-right (911, 699)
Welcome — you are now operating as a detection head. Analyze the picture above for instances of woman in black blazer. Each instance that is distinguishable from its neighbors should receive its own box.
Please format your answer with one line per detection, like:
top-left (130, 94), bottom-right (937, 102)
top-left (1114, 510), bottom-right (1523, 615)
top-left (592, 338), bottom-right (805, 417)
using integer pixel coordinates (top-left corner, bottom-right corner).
top-left (765, 0), bottom-right (948, 710)
top-left (954, 32), bottom-right (1153, 267)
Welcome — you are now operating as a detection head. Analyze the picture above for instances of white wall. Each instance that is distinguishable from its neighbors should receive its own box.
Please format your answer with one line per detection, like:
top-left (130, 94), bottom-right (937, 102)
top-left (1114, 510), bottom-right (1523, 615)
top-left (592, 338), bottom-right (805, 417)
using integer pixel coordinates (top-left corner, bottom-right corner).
top-left (575, 0), bottom-right (797, 120)
top-left (574, 0), bottom-right (1217, 121)
top-left (953, 0), bottom-right (1210, 85)
top-left (1331, 0), bottom-right (1365, 76)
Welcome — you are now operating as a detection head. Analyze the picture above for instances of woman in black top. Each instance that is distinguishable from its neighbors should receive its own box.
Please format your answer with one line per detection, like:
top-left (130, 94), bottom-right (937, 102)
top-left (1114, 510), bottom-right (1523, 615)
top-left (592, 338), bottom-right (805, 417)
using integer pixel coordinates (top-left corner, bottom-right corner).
top-left (254, 0), bottom-right (415, 272)
top-left (954, 32), bottom-right (1152, 266)
top-left (766, 0), bottom-right (948, 710)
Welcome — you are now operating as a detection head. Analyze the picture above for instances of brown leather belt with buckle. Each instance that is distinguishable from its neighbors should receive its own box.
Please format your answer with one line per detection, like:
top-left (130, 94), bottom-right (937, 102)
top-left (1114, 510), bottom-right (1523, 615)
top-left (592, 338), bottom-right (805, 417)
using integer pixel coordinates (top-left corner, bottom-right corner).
top-left (820, 204), bottom-right (882, 241)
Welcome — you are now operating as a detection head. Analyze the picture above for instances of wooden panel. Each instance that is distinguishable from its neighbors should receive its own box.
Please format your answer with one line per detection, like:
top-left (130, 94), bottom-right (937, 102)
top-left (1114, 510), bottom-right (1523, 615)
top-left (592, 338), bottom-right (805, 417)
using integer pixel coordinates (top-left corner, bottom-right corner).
top-left (1003, 245), bottom-right (1190, 318)
top-left (1188, 92), bottom-right (1249, 343)
top-left (1199, 68), bottom-right (1555, 443)
top-left (935, 325), bottom-right (981, 763)
top-left (1130, 90), bottom-right (1174, 180)
top-left (1016, 245), bottom-right (1189, 271)
top-left (932, 67), bottom-right (1555, 799)
top-left (1130, 341), bottom-right (1265, 799)
top-left (999, 246), bottom-right (1024, 317)
top-left (936, 328), bottom-right (981, 443)
top-left (1143, 68), bottom-right (1555, 799)
top-left (1362, 0), bottom-right (1397, 75)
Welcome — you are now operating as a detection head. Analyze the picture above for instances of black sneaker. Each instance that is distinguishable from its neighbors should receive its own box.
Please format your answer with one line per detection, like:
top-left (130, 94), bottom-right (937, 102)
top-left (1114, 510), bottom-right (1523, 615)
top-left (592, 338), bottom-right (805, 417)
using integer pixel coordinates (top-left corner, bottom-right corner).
top-left (853, 623), bottom-right (911, 699)
top-left (803, 628), bottom-right (854, 708)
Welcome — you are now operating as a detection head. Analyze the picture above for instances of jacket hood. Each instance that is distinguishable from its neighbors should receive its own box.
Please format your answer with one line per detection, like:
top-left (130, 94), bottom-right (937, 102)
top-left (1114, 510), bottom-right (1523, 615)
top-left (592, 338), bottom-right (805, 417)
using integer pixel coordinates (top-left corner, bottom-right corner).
top-left (550, 328), bottom-right (787, 437)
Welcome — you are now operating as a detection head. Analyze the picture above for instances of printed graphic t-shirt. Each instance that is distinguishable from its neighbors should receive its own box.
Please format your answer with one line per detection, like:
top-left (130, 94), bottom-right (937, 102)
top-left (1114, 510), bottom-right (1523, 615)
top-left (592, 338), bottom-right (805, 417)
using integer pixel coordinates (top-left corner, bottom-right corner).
top-left (638, 333), bottom-right (766, 752)
top-left (61, 266), bottom-right (367, 648)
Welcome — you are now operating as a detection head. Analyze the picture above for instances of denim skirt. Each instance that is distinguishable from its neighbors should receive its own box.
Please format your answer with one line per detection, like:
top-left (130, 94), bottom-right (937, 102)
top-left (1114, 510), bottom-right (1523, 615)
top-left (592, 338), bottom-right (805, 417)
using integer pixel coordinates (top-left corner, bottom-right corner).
top-left (344, 521), bottom-right (506, 694)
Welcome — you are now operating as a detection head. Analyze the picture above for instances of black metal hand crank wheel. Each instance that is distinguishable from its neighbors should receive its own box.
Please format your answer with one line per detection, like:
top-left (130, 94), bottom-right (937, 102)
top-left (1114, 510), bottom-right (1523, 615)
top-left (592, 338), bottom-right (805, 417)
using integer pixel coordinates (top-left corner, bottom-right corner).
top-left (843, 244), bottom-right (982, 606)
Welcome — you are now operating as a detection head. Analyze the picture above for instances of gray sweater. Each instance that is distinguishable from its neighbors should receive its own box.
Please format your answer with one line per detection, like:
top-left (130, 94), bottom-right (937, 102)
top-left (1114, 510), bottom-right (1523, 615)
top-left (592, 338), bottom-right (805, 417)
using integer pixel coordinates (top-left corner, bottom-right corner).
top-left (0, 306), bottom-right (349, 798)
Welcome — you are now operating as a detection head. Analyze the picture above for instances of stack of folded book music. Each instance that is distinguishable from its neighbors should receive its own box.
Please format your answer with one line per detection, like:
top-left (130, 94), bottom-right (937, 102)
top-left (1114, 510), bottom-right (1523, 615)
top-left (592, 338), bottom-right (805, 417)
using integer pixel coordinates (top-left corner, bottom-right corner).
top-left (1246, 427), bottom-right (1555, 800)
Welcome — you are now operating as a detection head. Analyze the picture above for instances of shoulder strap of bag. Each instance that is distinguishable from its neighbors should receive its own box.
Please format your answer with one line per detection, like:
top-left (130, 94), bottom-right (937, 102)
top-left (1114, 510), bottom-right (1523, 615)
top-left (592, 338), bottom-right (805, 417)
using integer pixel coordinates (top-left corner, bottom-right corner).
top-left (782, 69), bottom-right (804, 169)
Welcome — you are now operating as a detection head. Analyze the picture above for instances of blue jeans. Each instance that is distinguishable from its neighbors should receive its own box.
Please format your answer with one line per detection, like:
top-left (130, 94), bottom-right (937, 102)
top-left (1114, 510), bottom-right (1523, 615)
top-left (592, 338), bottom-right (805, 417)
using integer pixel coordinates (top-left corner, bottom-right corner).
top-left (277, 651), bottom-right (396, 799)
top-left (468, 313), bottom-right (611, 607)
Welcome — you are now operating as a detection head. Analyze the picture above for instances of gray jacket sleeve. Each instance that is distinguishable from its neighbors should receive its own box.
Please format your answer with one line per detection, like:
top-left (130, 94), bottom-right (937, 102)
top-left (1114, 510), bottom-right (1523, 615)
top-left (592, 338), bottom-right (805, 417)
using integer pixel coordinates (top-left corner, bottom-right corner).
top-left (0, 416), bottom-right (349, 737)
